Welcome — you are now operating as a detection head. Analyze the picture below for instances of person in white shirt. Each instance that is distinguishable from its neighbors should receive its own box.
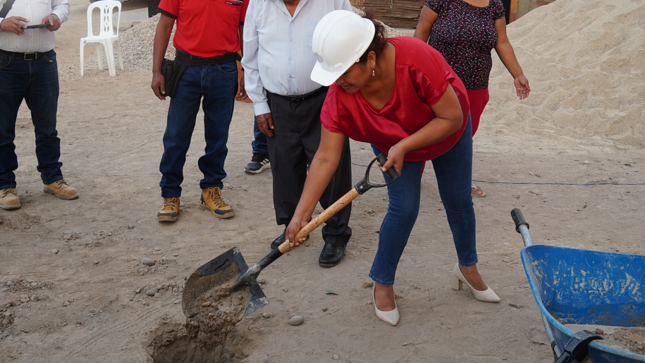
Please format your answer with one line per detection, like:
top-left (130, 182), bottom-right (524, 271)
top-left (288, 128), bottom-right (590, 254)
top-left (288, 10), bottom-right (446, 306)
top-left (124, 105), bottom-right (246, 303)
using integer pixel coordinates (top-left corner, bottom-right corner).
top-left (243, 0), bottom-right (353, 267)
top-left (0, 0), bottom-right (78, 210)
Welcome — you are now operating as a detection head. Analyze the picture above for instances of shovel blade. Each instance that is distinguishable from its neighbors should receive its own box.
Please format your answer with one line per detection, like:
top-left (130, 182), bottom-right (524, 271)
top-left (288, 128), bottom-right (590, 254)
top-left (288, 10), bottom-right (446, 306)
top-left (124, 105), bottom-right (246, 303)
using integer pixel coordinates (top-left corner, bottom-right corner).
top-left (182, 247), bottom-right (268, 317)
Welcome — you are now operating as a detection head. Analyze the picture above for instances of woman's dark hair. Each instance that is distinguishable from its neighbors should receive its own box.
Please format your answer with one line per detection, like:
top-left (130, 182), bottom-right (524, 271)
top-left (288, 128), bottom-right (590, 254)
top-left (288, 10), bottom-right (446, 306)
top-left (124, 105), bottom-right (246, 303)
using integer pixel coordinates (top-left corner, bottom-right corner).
top-left (358, 8), bottom-right (387, 63)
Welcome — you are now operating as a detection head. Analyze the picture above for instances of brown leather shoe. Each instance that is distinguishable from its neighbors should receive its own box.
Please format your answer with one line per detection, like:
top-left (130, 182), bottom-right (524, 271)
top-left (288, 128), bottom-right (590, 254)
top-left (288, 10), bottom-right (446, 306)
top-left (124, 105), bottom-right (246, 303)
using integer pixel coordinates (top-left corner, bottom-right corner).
top-left (158, 197), bottom-right (180, 222)
top-left (43, 180), bottom-right (79, 200)
top-left (0, 188), bottom-right (21, 210)
top-left (200, 186), bottom-right (234, 219)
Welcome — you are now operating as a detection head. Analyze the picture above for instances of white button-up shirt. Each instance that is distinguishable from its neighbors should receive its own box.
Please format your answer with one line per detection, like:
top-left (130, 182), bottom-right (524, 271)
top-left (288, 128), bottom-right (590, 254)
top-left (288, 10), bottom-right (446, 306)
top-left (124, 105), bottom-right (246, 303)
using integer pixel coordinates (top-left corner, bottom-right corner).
top-left (242, 0), bottom-right (351, 116)
top-left (0, 0), bottom-right (70, 53)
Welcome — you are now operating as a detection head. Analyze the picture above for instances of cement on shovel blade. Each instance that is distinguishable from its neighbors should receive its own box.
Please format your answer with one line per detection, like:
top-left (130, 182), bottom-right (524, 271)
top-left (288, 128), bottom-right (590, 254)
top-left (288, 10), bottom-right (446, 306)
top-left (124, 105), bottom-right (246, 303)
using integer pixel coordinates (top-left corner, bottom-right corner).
top-left (182, 247), bottom-right (268, 317)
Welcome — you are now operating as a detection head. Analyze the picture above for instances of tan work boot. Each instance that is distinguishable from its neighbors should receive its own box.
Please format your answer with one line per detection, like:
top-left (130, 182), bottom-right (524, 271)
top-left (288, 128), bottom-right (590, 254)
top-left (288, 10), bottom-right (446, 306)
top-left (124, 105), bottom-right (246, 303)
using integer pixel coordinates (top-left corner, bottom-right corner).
top-left (158, 197), bottom-right (180, 222)
top-left (200, 186), bottom-right (234, 219)
top-left (43, 180), bottom-right (79, 200)
top-left (0, 188), bottom-right (21, 210)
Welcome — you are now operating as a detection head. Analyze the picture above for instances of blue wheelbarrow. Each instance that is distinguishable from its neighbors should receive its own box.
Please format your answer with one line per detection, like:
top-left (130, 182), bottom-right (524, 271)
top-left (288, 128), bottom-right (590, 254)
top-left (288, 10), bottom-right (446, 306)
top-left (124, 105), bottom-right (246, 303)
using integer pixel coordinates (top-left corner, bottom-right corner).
top-left (511, 208), bottom-right (645, 363)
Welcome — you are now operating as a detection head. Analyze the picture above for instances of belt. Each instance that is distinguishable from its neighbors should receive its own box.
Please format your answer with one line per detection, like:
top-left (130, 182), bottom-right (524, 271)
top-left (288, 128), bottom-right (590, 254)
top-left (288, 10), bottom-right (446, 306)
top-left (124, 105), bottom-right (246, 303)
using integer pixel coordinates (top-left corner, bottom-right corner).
top-left (175, 49), bottom-right (240, 66)
top-left (0, 49), bottom-right (51, 60)
top-left (267, 86), bottom-right (328, 102)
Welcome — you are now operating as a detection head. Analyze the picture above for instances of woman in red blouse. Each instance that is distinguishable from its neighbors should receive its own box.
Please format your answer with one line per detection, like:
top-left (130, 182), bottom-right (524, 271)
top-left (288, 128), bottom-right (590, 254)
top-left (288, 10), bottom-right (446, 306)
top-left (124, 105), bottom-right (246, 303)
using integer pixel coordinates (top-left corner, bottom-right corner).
top-left (414, 0), bottom-right (531, 197)
top-left (285, 10), bottom-right (500, 326)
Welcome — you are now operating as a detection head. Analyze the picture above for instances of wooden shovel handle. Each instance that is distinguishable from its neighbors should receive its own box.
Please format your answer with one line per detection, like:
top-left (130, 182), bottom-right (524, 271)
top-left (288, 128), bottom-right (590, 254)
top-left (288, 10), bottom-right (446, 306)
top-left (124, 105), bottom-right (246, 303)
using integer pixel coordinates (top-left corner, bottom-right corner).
top-left (278, 188), bottom-right (360, 254)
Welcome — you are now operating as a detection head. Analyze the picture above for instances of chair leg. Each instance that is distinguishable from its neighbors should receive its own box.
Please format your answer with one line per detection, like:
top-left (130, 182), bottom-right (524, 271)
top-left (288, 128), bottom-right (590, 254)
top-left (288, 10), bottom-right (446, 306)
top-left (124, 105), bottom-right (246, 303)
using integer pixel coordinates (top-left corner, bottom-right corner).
top-left (79, 41), bottom-right (85, 76)
top-left (95, 43), bottom-right (104, 71)
top-left (103, 41), bottom-right (116, 77)
top-left (115, 39), bottom-right (124, 71)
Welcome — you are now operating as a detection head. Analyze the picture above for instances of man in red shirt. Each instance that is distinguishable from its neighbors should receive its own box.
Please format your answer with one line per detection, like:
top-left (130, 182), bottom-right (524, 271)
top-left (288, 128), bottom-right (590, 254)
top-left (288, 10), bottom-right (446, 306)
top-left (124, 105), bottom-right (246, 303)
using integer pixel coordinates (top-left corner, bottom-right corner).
top-left (150, 0), bottom-right (248, 222)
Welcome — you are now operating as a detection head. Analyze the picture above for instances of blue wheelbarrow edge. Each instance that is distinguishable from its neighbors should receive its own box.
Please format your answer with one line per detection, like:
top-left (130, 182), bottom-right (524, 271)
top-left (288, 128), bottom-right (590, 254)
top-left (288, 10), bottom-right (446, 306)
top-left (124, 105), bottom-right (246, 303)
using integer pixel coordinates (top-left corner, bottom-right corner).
top-left (521, 245), bottom-right (645, 363)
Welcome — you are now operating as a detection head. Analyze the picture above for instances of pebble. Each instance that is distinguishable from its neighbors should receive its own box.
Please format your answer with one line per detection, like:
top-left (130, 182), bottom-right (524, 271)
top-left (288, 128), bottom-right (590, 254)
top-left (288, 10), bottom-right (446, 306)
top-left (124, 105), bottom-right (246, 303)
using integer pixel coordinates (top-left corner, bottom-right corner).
top-left (63, 300), bottom-right (71, 306)
top-left (1, 288), bottom-right (8, 292)
top-left (146, 287), bottom-right (160, 296)
top-left (51, 249), bottom-right (59, 254)
top-left (174, 299), bottom-right (181, 304)
top-left (19, 295), bottom-right (30, 303)
top-left (94, 261), bottom-right (100, 265)
top-left (6, 281), bottom-right (13, 287)
top-left (135, 288), bottom-right (141, 294)
top-left (262, 313), bottom-right (270, 319)
top-left (154, 247), bottom-right (161, 251)
top-left (322, 307), bottom-right (328, 312)
top-left (289, 315), bottom-right (304, 326)
top-left (333, 354), bottom-right (340, 360)
top-left (127, 225), bottom-right (134, 229)
top-left (362, 281), bottom-right (374, 288)
top-left (141, 258), bottom-right (156, 266)
top-left (173, 254), bottom-right (179, 257)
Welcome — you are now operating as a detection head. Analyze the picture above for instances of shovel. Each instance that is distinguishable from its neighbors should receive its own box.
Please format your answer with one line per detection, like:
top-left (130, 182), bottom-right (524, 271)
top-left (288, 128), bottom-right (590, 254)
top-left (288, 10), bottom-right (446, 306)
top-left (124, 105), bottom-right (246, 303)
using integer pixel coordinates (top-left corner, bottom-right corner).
top-left (182, 153), bottom-right (400, 317)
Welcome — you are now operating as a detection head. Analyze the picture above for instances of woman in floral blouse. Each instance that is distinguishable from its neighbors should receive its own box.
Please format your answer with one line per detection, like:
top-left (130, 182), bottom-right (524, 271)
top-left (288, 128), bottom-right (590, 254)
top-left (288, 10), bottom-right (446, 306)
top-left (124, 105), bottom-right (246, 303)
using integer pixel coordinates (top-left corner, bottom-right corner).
top-left (414, 0), bottom-right (531, 197)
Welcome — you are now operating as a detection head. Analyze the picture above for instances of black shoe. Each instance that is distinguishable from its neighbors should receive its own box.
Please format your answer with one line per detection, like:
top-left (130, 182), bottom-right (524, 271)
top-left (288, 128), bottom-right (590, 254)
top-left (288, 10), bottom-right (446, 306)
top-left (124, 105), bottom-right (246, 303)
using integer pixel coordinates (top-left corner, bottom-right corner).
top-left (270, 231), bottom-right (309, 250)
top-left (318, 242), bottom-right (346, 267)
top-left (245, 154), bottom-right (270, 174)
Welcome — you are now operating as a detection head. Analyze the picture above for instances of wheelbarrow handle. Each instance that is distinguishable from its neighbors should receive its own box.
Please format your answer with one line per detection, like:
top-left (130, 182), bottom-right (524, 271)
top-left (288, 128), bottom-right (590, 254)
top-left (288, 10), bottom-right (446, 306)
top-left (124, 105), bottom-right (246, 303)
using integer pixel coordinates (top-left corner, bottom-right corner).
top-left (511, 208), bottom-right (530, 233)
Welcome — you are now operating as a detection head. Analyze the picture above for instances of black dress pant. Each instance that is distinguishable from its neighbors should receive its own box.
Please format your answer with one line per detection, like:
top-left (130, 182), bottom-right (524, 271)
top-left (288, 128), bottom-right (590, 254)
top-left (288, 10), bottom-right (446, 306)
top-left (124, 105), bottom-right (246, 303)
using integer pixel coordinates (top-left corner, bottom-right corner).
top-left (266, 88), bottom-right (352, 246)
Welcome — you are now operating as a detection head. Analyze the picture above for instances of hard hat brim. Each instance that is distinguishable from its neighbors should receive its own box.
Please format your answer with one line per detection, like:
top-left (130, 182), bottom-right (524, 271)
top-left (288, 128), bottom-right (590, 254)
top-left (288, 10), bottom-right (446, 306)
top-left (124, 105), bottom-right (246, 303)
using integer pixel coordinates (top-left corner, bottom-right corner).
top-left (310, 61), bottom-right (347, 87)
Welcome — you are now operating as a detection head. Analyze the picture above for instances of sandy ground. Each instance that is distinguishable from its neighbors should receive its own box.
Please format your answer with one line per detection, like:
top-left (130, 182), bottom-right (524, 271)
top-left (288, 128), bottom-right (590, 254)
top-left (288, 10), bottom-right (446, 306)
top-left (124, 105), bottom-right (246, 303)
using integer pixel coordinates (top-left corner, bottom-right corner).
top-left (1, 0), bottom-right (645, 362)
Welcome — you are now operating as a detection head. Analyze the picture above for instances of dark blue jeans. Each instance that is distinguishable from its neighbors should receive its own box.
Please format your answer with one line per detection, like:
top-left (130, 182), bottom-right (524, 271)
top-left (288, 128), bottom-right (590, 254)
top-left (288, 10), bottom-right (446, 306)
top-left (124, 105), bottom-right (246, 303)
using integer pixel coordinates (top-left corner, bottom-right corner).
top-left (0, 50), bottom-right (63, 189)
top-left (369, 116), bottom-right (476, 286)
top-left (159, 61), bottom-right (237, 197)
top-left (251, 116), bottom-right (268, 156)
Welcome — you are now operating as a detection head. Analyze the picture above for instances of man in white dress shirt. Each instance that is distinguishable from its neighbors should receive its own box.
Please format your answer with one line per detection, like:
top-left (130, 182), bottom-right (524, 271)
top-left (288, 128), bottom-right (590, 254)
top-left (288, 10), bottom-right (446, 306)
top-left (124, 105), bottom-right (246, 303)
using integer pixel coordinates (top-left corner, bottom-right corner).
top-left (0, 0), bottom-right (78, 211)
top-left (243, 0), bottom-right (353, 267)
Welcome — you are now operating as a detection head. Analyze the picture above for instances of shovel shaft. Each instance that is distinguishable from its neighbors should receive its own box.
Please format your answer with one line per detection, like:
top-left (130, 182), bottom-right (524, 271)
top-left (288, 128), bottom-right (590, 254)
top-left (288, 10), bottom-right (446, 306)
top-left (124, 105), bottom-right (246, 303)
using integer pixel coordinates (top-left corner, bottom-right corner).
top-left (278, 188), bottom-right (361, 254)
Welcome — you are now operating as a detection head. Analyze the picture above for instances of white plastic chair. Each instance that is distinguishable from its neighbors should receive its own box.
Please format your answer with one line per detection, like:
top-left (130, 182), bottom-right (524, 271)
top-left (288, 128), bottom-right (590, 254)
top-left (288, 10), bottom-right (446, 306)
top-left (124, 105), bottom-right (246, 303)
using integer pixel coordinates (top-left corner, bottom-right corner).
top-left (80, 0), bottom-right (123, 77)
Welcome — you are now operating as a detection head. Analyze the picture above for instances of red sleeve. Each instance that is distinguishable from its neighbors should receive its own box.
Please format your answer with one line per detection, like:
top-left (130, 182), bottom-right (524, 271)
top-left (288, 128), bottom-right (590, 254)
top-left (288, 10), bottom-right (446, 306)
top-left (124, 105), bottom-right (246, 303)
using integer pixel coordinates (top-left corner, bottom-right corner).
top-left (320, 87), bottom-right (344, 134)
top-left (393, 37), bottom-right (469, 120)
top-left (399, 38), bottom-right (455, 106)
top-left (240, 0), bottom-right (249, 23)
top-left (158, 0), bottom-right (179, 18)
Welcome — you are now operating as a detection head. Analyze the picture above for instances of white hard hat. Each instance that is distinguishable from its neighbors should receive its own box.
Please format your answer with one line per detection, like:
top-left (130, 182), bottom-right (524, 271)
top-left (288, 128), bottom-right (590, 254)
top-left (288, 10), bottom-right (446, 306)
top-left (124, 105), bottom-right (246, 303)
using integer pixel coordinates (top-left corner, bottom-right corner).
top-left (311, 10), bottom-right (376, 86)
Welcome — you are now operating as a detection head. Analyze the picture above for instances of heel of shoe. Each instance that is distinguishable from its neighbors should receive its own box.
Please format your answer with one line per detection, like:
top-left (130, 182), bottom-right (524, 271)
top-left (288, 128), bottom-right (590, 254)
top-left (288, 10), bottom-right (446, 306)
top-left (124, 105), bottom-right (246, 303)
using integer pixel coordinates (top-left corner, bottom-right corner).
top-left (452, 275), bottom-right (462, 291)
top-left (452, 263), bottom-right (501, 303)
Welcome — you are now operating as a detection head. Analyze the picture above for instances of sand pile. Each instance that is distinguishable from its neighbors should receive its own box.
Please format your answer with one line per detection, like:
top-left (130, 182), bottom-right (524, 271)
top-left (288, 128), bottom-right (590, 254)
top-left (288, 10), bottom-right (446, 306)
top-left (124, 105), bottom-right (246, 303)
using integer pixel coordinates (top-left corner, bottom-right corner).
top-left (479, 0), bottom-right (645, 154)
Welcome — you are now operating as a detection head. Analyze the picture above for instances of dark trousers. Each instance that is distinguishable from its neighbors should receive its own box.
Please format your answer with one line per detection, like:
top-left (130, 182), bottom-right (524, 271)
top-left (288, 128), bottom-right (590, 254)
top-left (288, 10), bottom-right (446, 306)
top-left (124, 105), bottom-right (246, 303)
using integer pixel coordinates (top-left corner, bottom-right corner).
top-left (252, 116), bottom-right (268, 156)
top-left (0, 49), bottom-right (63, 189)
top-left (159, 61), bottom-right (237, 197)
top-left (266, 88), bottom-right (352, 246)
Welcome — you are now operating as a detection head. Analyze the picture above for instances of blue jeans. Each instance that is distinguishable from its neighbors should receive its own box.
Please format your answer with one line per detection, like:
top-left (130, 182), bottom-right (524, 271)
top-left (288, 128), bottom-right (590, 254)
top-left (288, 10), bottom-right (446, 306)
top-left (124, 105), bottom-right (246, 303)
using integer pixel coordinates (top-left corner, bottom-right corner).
top-left (159, 61), bottom-right (237, 197)
top-left (0, 50), bottom-right (63, 189)
top-left (251, 116), bottom-right (268, 156)
top-left (369, 116), bottom-right (476, 286)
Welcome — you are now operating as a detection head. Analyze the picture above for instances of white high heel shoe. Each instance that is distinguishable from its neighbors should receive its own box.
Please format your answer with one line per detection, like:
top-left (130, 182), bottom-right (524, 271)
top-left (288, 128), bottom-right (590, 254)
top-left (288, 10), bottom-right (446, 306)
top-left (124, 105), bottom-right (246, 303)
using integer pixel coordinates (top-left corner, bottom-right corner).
top-left (452, 263), bottom-right (501, 303)
top-left (372, 285), bottom-right (400, 326)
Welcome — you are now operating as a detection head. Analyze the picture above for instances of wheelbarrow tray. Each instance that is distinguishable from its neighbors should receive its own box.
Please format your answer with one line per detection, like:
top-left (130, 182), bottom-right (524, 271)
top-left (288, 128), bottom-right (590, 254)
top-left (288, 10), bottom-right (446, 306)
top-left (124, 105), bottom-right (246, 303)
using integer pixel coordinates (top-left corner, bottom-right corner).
top-left (522, 245), bottom-right (645, 363)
